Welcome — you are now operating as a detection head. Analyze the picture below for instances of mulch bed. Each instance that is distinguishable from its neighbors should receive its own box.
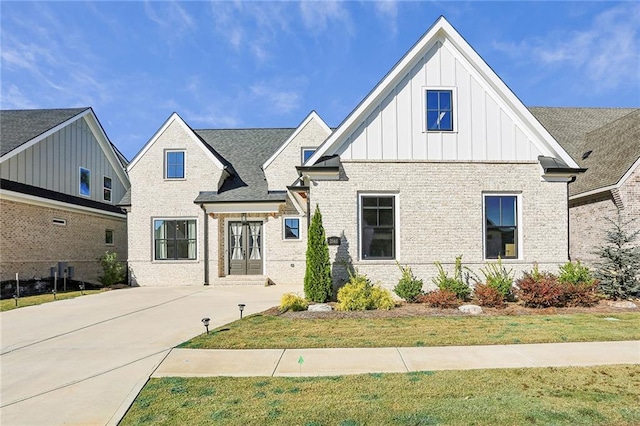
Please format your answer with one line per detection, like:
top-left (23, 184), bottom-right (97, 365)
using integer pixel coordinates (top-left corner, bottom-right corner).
top-left (264, 300), bottom-right (638, 320)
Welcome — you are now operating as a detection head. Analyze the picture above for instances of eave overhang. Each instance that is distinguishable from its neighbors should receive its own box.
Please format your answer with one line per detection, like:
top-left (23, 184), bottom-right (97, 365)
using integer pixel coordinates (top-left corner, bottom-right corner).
top-left (197, 200), bottom-right (284, 214)
top-left (296, 155), bottom-right (341, 181)
top-left (538, 156), bottom-right (587, 182)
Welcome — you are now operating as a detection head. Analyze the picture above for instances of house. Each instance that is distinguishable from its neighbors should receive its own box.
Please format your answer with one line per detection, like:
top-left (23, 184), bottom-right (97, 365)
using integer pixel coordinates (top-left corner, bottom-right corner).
top-left (530, 107), bottom-right (640, 263)
top-left (0, 108), bottom-right (130, 285)
top-left (125, 16), bottom-right (583, 289)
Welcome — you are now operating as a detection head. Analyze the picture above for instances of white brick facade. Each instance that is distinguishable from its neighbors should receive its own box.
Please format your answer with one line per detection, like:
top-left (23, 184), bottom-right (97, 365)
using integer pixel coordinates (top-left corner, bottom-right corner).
top-left (127, 118), bottom-right (222, 286)
top-left (310, 161), bottom-right (570, 291)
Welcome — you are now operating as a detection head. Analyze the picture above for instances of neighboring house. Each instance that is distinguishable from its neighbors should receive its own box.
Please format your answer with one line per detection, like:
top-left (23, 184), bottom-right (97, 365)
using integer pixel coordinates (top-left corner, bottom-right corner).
top-left (0, 108), bottom-right (129, 285)
top-left (531, 108), bottom-right (640, 263)
top-left (125, 16), bottom-right (583, 289)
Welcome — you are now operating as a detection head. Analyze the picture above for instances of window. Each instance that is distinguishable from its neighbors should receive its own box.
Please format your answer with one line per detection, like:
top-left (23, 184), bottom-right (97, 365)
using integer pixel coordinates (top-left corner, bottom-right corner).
top-left (79, 167), bottom-right (91, 197)
top-left (103, 176), bottom-right (112, 202)
top-left (484, 195), bottom-right (519, 259)
top-left (301, 148), bottom-right (315, 164)
top-left (360, 195), bottom-right (396, 260)
top-left (165, 151), bottom-right (185, 179)
top-left (425, 89), bottom-right (453, 131)
top-left (154, 219), bottom-right (196, 260)
top-left (105, 229), bottom-right (114, 245)
top-left (283, 217), bottom-right (300, 240)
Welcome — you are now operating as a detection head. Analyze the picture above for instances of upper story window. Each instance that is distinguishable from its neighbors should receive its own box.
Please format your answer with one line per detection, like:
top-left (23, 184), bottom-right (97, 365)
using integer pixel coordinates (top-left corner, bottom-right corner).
top-left (103, 176), bottom-right (112, 202)
top-left (484, 194), bottom-right (520, 260)
top-left (301, 148), bottom-right (315, 164)
top-left (283, 217), bottom-right (301, 240)
top-left (165, 151), bottom-right (185, 179)
top-left (79, 167), bottom-right (91, 197)
top-left (425, 88), bottom-right (454, 131)
top-left (360, 194), bottom-right (397, 260)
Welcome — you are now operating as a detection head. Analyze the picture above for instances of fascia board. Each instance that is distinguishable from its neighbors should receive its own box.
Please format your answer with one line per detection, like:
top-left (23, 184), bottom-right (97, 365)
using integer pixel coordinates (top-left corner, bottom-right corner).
top-left (262, 111), bottom-right (331, 170)
top-left (0, 108), bottom-right (91, 163)
top-left (286, 190), bottom-right (305, 215)
top-left (305, 17), bottom-right (447, 166)
top-left (617, 155), bottom-right (640, 189)
top-left (83, 110), bottom-right (130, 188)
top-left (201, 201), bottom-right (283, 214)
top-left (0, 189), bottom-right (127, 219)
top-left (127, 112), bottom-right (225, 173)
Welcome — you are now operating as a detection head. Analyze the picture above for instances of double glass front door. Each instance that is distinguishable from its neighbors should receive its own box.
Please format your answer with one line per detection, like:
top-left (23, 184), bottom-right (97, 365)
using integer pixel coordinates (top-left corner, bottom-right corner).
top-left (229, 221), bottom-right (263, 275)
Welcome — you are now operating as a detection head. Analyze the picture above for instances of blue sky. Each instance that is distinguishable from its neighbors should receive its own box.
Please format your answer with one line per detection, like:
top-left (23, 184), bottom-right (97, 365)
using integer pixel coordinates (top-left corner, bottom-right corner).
top-left (1, 1), bottom-right (639, 160)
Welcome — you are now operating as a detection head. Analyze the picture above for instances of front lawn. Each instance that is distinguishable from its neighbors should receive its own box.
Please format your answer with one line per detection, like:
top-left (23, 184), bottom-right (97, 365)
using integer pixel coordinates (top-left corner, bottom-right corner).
top-left (120, 365), bottom-right (640, 425)
top-left (180, 311), bottom-right (640, 349)
top-left (0, 290), bottom-right (103, 312)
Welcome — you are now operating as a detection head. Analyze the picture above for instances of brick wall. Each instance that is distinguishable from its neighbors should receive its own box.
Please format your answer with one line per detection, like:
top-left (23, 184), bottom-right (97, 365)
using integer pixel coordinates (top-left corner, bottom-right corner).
top-left (569, 166), bottom-right (640, 264)
top-left (0, 199), bottom-right (127, 284)
top-left (310, 161), bottom-right (570, 292)
top-left (127, 118), bottom-right (222, 286)
top-left (264, 118), bottom-right (329, 191)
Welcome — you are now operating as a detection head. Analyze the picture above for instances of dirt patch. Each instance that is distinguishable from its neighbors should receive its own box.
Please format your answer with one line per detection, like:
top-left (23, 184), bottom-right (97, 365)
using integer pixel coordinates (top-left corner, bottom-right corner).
top-left (264, 300), bottom-right (638, 320)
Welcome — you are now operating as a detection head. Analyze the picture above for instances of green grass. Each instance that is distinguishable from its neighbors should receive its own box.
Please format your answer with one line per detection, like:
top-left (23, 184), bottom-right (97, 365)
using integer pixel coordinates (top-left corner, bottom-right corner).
top-left (180, 312), bottom-right (640, 349)
top-left (0, 290), bottom-right (103, 312)
top-left (120, 365), bottom-right (640, 425)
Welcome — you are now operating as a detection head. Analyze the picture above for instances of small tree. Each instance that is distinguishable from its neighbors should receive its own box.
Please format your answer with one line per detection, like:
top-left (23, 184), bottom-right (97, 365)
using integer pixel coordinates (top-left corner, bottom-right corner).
top-left (304, 205), bottom-right (332, 302)
top-left (98, 251), bottom-right (125, 287)
top-left (594, 217), bottom-right (640, 300)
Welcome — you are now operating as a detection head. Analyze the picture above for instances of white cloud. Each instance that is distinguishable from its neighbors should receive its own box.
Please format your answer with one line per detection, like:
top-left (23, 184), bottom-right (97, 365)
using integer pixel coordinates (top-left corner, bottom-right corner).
top-left (373, 0), bottom-right (398, 36)
top-left (143, 0), bottom-right (195, 34)
top-left (299, 1), bottom-right (352, 35)
top-left (493, 3), bottom-right (640, 90)
top-left (0, 84), bottom-right (38, 109)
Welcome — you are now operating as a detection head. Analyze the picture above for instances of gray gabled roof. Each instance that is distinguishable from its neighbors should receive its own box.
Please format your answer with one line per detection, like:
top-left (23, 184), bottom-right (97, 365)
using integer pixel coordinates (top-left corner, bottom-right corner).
top-left (530, 107), bottom-right (639, 197)
top-left (0, 108), bottom-right (90, 157)
top-left (193, 128), bottom-right (295, 203)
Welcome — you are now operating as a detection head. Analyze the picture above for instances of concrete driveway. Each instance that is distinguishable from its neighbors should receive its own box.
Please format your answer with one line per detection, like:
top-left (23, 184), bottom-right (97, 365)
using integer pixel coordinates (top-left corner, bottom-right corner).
top-left (0, 285), bottom-right (298, 425)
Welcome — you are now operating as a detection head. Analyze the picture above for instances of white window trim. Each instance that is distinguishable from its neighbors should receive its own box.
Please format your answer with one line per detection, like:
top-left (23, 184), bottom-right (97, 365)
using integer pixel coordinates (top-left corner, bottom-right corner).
top-left (105, 229), bottom-right (114, 246)
top-left (422, 86), bottom-right (458, 133)
top-left (79, 167), bottom-right (91, 198)
top-left (53, 218), bottom-right (67, 226)
top-left (282, 216), bottom-right (302, 241)
top-left (164, 149), bottom-right (186, 180)
top-left (103, 175), bottom-right (112, 203)
top-left (358, 192), bottom-right (400, 262)
top-left (301, 148), bottom-right (316, 165)
top-left (151, 217), bottom-right (198, 262)
top-left (482, 192), bottom-right (523, 261)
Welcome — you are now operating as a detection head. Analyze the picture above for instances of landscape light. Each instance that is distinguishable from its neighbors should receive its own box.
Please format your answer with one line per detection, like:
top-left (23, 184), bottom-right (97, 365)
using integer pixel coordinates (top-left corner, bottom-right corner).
top-left (201, 317), bottom-right (210, 334)
top-left (238, 303), bottom-right (246, 319)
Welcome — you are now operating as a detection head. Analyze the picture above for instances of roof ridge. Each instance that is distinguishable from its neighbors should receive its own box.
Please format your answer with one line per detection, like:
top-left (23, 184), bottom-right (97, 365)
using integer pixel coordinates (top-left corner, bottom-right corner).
top-left (194, 127), bottom-right (296, 131)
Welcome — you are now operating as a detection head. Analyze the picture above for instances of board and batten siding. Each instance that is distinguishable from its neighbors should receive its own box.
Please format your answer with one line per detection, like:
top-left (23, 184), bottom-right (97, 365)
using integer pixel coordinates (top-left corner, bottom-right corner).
top-left (0, 117), bottom-right (127, 204)
top-left (337, 39), bottom-right (544, 162)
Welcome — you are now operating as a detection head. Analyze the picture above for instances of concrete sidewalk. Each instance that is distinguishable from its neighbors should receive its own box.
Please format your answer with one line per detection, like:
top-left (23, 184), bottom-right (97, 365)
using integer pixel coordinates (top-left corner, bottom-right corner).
top-left (153, 340), bottom-right (640, 378)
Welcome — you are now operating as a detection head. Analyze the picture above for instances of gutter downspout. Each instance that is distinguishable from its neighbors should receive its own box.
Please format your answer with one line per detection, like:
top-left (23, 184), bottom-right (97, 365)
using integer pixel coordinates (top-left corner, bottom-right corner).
top-left (567, 177), bottom-right (577, 261)
top-left (200, 204), bottom-right (209, 286)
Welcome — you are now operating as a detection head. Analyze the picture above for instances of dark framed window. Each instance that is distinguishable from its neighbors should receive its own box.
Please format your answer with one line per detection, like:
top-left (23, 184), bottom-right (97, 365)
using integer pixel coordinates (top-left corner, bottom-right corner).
top-left (284, 218), bottom-right (300, 240)
top-left (301, 148), bottom-right (315, 164)
top-left (165, 151), bottom-right (185, 179)
top-left (425, 89), bottom-right (453, 131)
top-left (105, 229), bottom-right (114, 245)
top-left (103, 176), bottom-right (112, 202)
top-left (361, 195), bottom-right (395, 260)
top-left (484, 195), bottom-right (518, 259)
top-left (154, 219), bottom-right (196, 260)
top-left (79, 167), bottom-right (91, 197)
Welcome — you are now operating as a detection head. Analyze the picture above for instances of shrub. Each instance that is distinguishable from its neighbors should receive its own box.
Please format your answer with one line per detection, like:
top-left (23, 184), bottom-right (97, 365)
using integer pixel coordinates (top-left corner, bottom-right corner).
top-left (432, 256), bottom-right (470, 301)
top-left (304, 205), bottom-right (332, 302)
top-left (98, 251), bottom-right (125, 287)
top-left (336, 271), bottom-right (395, 311)
top-left (279, 293), bottom-right (308, 312)
top-left (516, 269), bottom-right (563, 308)
top-left (473, 283), bottom-right (505, 308)
top-left (594, 217), bottom-right (640, 300)
top-left (561, 282), bottom-right (600, 307)
top-left (479, 258), bottom-right (514, 300)
top-left (417, 290), bottom-right (460, 309)
top-left (393, 263), bottom-right (424, 302)
top-left (558, 260), bottom-right (595, 285)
